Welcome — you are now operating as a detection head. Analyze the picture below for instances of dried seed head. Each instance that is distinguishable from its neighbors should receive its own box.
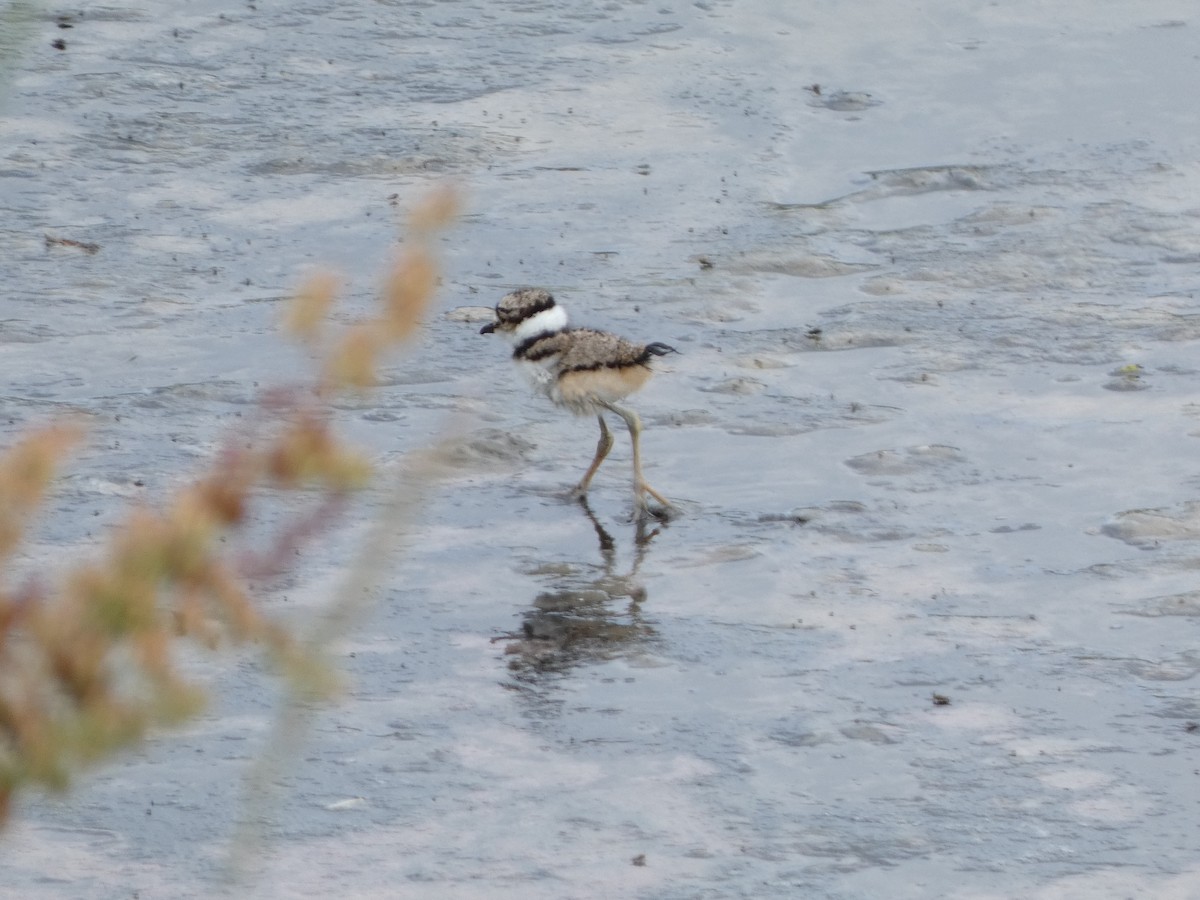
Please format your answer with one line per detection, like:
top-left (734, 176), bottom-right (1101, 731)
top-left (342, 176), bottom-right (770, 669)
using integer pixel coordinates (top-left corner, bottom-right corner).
top-left (324, 326), bottom-right (382, 391)
top-left (284, 271), bottom-right (340, 342)
top-left (408, 183), bottom-right (460, 233)
top-left (0, 423), bottom-right (84, 557)
top-left (382, 248), bottom-right (436, 342)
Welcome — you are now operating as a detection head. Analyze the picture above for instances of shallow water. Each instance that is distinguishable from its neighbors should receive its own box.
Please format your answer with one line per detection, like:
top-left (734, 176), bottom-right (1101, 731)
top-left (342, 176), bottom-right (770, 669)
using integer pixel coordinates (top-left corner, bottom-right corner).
top-left (4, 1), bottom-right (1200, 897)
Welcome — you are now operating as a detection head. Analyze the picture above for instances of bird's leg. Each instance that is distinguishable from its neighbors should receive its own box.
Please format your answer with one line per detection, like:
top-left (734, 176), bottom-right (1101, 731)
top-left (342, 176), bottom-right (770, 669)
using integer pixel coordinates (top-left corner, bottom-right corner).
top-left (571, 414), bottom-right (614, 498)
top-left (601, 401), bottom-right (673, 518)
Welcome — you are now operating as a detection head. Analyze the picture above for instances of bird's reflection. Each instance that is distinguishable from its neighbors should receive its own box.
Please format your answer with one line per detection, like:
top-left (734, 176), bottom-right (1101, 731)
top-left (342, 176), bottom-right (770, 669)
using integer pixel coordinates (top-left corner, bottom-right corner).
top-left (498, 498), bottom-right (664, 683)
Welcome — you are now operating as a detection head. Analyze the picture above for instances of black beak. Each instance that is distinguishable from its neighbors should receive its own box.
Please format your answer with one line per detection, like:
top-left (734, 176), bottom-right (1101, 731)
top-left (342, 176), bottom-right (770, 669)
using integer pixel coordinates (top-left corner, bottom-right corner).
top-left (479, 322), bottom-right (496, 335)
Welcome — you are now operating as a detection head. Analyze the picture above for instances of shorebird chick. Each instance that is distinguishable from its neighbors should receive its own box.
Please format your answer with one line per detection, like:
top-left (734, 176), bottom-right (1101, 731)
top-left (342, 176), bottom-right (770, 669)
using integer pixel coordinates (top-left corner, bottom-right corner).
top-left (480, 288), bottom-right (676, 519)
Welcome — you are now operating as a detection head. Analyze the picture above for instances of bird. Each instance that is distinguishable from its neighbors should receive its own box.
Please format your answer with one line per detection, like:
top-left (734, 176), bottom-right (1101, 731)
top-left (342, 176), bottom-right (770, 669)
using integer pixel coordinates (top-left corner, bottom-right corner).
top-left (480, 288), bottom-right (676, 519)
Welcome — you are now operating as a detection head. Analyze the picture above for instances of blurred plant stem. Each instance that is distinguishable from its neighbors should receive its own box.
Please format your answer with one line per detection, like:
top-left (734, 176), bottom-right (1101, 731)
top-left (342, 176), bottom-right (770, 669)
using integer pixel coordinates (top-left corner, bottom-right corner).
top-left (227, 440), bottom-right (458, 880)
top-left (227, 188), bottom-right (462, 879)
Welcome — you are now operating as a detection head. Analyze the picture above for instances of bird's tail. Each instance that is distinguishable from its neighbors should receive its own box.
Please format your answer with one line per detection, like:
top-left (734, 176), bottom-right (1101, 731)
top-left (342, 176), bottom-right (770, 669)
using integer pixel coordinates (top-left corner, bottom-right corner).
top-left (644, 342), bottom-right (678, 356)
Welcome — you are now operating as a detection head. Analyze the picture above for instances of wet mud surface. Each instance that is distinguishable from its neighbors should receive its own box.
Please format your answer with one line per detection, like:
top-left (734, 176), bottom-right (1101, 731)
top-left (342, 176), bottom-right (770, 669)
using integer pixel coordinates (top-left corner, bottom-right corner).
top-left (4, 1), bottom-right (1200, 897)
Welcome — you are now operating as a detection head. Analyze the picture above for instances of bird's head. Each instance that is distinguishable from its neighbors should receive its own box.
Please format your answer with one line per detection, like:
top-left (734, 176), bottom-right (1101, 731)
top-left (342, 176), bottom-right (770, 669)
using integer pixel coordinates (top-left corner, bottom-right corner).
top-left (480, 288), bottom-right (567, 340)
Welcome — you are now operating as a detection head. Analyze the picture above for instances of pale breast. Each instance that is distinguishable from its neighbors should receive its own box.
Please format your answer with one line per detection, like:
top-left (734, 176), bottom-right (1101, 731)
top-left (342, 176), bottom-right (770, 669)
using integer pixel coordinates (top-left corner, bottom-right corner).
top-left (512, 329), bottom-right (572, 398)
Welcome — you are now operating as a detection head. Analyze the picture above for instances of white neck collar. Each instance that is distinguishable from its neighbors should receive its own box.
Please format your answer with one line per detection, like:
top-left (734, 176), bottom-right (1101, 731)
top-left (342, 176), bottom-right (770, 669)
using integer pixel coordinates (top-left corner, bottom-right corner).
top-left (512, 303), bottom-right (568, 343)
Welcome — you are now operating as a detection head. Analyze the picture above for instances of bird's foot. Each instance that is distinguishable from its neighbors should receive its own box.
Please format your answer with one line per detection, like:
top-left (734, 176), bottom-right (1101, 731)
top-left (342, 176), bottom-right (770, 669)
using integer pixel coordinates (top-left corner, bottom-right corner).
top-left (632, 484), bottom-right (676, 523)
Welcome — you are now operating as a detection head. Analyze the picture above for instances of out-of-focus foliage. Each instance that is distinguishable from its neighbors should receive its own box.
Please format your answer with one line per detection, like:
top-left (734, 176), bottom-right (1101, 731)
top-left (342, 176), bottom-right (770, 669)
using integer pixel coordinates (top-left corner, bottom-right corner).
top-left (0, 188), bottom-right (459, 827)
